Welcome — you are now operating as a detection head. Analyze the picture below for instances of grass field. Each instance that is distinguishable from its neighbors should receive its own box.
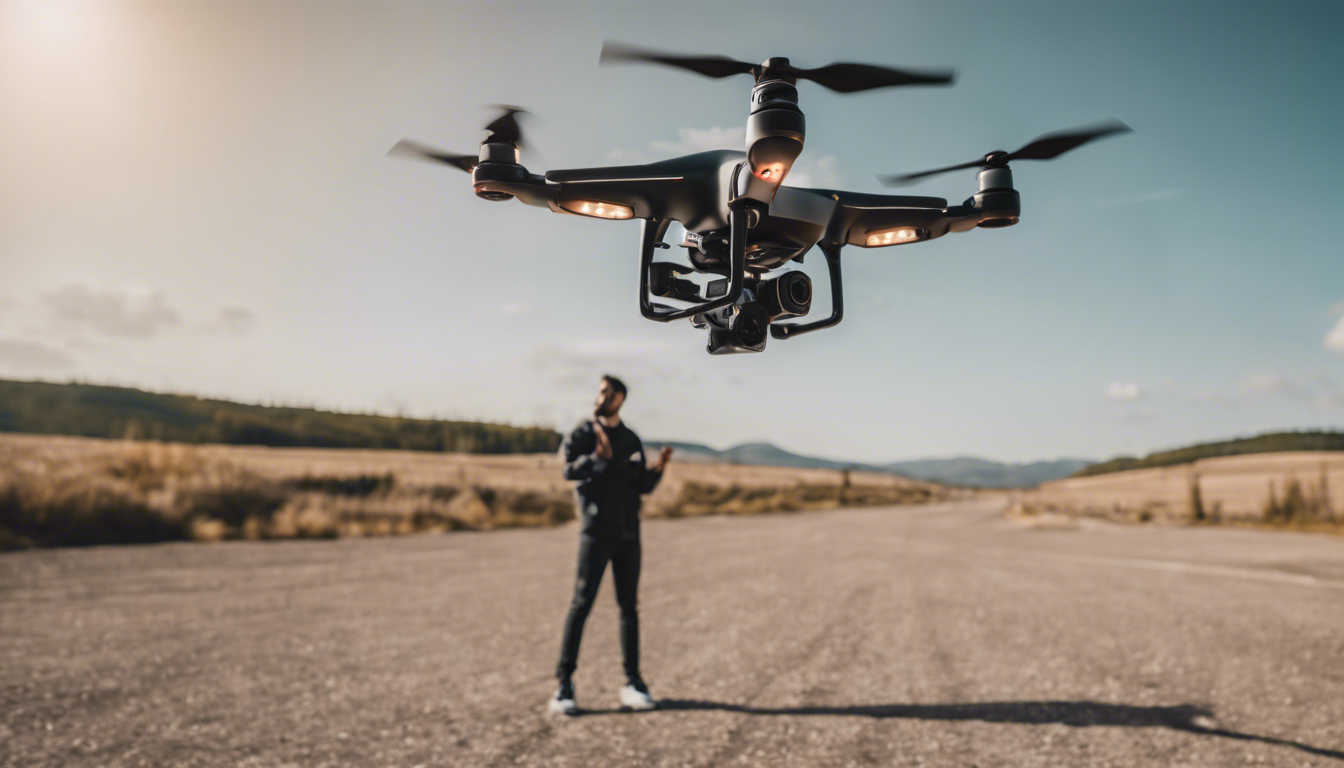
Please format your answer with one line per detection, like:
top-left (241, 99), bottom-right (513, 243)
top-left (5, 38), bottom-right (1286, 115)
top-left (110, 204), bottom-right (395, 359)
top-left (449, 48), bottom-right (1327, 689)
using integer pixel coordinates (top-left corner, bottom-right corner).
top-left (0, 434), bottom-right (956, 549)
top-left (1019, 451), bottom-right (1344, 532)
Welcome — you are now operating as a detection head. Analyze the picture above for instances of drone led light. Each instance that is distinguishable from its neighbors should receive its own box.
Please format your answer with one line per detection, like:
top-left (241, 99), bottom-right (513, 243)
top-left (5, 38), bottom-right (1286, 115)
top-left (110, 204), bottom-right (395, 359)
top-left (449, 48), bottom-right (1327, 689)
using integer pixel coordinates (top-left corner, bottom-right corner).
top-left (864, 227), bottom-right (922, 247)
top-left (559, 199), bottom-right (634, 220)
top-left (754, 162), bottom-right (788, 182)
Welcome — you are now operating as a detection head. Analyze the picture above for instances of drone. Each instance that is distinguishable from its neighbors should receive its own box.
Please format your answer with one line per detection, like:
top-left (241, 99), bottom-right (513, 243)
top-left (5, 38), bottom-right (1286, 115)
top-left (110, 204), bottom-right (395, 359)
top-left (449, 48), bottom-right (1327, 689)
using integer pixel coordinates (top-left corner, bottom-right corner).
top-left (392, 42), bottom-right (1130, 355)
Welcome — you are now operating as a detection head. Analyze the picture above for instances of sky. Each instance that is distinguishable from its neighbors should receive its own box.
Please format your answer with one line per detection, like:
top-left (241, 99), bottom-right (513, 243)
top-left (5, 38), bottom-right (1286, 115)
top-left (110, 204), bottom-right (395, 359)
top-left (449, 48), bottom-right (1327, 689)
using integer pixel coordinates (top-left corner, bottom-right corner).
top-left (1, 0), bottom-right (1341, 464)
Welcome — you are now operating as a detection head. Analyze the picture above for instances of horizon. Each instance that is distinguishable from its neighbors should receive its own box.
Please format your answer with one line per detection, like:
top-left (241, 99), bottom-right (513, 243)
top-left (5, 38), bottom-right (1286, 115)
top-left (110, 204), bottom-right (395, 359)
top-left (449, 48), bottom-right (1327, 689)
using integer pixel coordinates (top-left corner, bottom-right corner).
top-left (11, 374), bottom-right (1344, 467)
top-left (2, 1), bottom-right (1341, 464)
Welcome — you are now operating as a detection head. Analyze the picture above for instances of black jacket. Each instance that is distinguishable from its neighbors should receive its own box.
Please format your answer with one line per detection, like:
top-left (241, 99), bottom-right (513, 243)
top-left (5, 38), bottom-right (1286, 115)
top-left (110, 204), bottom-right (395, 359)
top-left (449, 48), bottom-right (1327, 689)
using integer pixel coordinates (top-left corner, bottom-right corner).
top-left (561, 419), bottom-right (663, 539)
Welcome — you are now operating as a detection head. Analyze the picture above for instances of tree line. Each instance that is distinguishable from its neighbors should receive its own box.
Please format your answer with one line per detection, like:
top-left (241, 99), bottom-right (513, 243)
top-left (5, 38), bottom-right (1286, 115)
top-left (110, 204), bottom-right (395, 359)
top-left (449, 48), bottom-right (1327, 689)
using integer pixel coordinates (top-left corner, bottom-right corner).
top-left (1072, 430), bottom-right (1344, 477)
top-left (0, 379), bottom-right (560, 454)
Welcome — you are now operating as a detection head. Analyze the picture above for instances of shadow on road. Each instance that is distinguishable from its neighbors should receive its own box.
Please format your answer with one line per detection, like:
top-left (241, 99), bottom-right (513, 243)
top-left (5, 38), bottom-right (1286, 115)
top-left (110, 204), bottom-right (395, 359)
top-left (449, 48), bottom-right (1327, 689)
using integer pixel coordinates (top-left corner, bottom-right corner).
top-left (580, 699), bottom-right (1342, 761)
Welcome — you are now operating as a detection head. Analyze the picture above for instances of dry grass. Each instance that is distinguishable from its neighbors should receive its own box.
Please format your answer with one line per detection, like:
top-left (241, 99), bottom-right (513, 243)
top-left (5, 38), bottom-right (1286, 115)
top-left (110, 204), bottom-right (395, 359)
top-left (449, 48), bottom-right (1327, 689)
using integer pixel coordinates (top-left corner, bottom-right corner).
top-left (0, 434), bottom-right (953, 549)
top-left (1017, 451), bottom-right (1344, 533)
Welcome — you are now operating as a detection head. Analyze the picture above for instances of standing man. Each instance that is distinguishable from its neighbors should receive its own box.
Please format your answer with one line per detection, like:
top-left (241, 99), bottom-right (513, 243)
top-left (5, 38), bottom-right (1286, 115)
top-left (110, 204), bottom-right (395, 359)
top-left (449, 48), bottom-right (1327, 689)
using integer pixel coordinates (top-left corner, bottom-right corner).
top-left (549, 374), bottom-right (672, 715)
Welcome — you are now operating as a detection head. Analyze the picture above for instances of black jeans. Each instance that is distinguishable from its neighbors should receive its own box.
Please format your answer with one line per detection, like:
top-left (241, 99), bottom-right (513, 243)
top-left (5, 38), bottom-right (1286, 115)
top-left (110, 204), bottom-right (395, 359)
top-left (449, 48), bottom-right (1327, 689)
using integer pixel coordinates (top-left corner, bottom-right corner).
top-left (556, 534), bottom-right (641, 681)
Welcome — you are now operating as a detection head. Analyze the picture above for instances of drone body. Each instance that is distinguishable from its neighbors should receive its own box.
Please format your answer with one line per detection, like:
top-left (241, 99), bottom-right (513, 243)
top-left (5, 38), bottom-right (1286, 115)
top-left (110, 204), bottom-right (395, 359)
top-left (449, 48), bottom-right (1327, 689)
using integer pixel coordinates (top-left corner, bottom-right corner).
top-left (393, 43), bottom-right (1128, 354)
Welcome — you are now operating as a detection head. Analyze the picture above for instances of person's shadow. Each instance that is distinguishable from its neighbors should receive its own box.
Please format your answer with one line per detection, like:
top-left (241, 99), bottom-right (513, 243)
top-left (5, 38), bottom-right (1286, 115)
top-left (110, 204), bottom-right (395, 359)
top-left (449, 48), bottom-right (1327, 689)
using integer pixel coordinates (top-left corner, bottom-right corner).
top-left (579, 699), bottom-right (1342, 761)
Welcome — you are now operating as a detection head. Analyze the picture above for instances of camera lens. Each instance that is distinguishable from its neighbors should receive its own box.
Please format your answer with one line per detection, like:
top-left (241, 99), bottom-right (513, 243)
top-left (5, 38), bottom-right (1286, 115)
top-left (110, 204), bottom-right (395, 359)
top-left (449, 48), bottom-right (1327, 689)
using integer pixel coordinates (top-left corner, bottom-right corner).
top-left (731, 302), bottom-right (770, 347)
top-left (788, 275), bottom-right (811, 307)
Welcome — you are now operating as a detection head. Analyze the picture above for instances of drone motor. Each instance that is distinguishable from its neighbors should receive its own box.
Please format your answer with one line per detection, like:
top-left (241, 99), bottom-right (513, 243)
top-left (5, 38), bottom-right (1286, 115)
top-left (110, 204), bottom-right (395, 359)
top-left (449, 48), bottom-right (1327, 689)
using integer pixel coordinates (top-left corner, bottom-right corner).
top-left (746, 68), bottom-right (805, 190)
top-left (473, 143), bottom-right (525, 201)
top-left (973, 163), bottom-right (1020, 229)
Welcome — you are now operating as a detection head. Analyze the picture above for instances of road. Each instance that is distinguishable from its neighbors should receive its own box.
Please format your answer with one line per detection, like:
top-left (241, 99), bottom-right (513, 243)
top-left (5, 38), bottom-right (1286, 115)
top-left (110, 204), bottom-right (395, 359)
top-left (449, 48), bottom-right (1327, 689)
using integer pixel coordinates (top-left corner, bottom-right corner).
top-left (3, 498), bottom-right (1343, 767)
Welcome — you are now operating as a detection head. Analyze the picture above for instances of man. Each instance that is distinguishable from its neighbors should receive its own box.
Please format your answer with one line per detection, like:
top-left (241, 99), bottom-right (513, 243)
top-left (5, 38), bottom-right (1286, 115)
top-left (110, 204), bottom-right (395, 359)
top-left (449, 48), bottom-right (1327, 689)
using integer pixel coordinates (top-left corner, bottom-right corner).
top-left (549, 374), bottom-right (672, 715)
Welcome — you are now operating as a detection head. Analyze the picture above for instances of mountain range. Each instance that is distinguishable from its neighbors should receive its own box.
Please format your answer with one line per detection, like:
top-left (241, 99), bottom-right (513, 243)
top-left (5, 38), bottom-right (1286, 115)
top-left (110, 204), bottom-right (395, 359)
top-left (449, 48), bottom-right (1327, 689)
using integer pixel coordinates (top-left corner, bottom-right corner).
top-left (644, 439), bottom-right (1092, 489)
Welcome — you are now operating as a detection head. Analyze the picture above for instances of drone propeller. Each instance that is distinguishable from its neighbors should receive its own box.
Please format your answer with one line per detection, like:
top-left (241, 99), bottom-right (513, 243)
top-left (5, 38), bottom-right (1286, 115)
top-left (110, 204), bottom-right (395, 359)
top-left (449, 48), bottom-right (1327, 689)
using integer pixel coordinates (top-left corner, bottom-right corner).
top-left (387, 140), bottom-right (477, 172)
top-left (600, 41), bottom-right (954, 93)
top-left (388, 105), bottom-right (531, 174)
top-left (878, 119), bottom-right (1131, 186)
top-left (482, 105), bottom-right (527, 146)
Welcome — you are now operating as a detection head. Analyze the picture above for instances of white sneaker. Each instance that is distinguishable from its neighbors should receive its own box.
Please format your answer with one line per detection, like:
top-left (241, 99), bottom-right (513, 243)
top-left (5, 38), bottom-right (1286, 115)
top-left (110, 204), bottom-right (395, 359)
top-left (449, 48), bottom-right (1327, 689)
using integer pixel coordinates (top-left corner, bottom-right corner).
top-left (619, 679), bottom-right (656, 710)
top-left (548, 680), bottom-right (577, 716)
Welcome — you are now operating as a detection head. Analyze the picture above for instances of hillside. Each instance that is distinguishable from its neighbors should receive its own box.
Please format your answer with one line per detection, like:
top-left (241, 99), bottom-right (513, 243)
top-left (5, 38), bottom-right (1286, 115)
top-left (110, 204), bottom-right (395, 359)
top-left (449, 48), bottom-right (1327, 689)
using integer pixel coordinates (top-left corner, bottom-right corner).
top-left (0, 379), bottom-right (560, 454)
top-left (644, 439), bottom-right (1088, 488)
top-left (1072, 430), bottom-right (1344, 477)
top-left (884, 457), bottom-right (1093, 488)
top-left (2, 379), bottom-right (1090, 487)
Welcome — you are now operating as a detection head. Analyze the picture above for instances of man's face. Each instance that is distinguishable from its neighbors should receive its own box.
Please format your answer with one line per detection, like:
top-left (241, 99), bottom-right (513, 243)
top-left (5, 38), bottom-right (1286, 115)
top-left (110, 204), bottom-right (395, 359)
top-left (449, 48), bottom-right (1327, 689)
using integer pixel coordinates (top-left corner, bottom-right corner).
top-left (595, 380), bottom-right (624, 417)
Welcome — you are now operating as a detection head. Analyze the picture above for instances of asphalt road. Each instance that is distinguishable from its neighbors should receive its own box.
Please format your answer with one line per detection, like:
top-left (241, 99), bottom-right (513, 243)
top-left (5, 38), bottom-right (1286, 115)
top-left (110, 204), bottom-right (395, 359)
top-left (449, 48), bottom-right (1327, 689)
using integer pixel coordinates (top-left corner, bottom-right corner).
top-left (3, 498), bottom-right (1343, 767)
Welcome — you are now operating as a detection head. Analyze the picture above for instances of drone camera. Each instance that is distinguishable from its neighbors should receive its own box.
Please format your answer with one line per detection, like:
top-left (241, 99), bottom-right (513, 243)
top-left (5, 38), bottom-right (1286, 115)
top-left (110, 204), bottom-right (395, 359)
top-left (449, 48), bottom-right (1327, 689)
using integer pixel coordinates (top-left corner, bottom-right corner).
top-left (706, 302), bottom-right (770, 355)
top-left (649, 263), bottom-right (700, 301)
top-left (757, 271), bottom-right (812, 319)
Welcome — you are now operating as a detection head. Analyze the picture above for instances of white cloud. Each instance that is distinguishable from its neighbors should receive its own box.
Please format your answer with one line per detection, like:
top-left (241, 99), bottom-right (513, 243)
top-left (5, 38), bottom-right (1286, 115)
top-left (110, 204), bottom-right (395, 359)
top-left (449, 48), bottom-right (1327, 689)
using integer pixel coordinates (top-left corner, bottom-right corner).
top-left (215, 304), bottom-right (256, 333)
top-left (499, 301), bottom-right (534, 318)
top-left (42, 284), bottom-right (180, 338)
top-left (786, 153), bottom-right (842, 188)
top-left (1324, 314), bottom-right (1344, 353)
top-left (0, 338), bottom-right (75, 371)
top-left (1314, 393), bottom-right (1344, 411)
top-left (1191, 389), bottom-right (1235, 407)
top-left (649, 125), bottom-right (745, 155)
top-left (1092, 188), bottom-right (1185, 208)
top-left (520, 338), bottom-right (705, 393)
top-left (1193, 371), bottom-right (1344, 411)
top-left (1116, 408), bottom-right (1157, 423)
top-left (606, 125), bottom-right (842, 187)
top-left (1106, 382), bottom-right (1143, 401)
top-left (1238, 372), bottom-right (1297, 397)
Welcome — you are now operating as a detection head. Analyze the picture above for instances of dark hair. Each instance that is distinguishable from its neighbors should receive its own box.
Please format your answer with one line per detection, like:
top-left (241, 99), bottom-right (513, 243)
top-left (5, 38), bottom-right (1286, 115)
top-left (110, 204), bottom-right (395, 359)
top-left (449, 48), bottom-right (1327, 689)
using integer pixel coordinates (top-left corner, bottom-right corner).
top-left (602, 374), bottom-right (628, 398)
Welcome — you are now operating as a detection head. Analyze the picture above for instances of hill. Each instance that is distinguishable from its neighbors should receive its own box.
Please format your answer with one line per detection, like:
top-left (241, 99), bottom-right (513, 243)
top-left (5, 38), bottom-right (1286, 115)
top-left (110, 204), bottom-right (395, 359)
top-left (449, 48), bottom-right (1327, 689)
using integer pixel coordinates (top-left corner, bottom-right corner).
top-left (1, 379), bottom-right (1091, 486)
top-left (1072, 430), bottom-right (1344, 477)
top-left (0, 379), bottom-right (560, 454)
top-left (883, 457), bottom-right (1093, 488)
top-left (644, 439), bottom-right (1088, 488)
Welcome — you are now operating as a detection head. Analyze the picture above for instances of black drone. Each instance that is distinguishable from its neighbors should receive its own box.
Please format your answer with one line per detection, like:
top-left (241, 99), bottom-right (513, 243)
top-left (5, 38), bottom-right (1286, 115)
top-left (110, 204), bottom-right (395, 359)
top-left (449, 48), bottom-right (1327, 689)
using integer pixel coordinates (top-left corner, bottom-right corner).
top-left (392, 42), bottom-right (1130, 355)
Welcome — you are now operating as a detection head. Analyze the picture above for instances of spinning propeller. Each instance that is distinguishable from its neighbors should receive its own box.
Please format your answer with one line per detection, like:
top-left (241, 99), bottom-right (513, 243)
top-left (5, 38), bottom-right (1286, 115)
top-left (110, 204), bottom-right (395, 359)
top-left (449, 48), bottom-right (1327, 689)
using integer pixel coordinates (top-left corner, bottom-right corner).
top-left (388, 105), bottom-right (530, 173)
top-left (878, 120), bottom-right (1132, 186)
top-left (599, 41), bottom-right (954, 92)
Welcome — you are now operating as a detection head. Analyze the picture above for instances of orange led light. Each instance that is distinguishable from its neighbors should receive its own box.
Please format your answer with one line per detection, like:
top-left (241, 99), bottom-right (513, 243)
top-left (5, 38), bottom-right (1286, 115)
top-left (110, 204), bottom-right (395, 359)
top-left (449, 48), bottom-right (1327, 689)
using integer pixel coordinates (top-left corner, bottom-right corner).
top-left (559, 199), bottom-right (634, 220)
top-left (753, 162), bottom-right (787, 182)
top-left (864, 227), bottom-right (921, 247)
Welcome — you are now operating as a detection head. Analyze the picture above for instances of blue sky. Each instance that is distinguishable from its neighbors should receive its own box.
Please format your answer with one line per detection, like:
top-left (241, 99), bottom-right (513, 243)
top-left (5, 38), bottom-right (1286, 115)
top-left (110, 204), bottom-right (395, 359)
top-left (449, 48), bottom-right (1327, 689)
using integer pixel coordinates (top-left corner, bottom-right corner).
top-left (1, 1), bottom-right (1341, 463)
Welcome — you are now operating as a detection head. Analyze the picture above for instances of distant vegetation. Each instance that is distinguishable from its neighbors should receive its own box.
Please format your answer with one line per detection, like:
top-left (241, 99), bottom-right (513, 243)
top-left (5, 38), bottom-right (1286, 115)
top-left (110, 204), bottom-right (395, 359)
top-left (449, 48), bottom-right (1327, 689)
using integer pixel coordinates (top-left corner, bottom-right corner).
top-left (0, 439), bottom-right (948, 550)
top-left (1072, 430), bottom-right (1344, 477)
top-left (0, 379), bottom-right (560, 454)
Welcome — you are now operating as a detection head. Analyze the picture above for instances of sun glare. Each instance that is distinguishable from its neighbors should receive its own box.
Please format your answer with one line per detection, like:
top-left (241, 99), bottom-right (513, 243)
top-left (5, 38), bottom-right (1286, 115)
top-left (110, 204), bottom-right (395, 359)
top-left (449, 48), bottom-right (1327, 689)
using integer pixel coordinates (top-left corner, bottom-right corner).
top-left (2, 0), bottom-right (105, 50)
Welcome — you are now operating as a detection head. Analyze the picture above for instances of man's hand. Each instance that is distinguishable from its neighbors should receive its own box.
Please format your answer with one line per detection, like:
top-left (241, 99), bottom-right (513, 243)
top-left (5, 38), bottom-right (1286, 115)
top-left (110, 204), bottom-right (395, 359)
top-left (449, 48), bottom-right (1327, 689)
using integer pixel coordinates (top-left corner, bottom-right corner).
top-left (654, 446), bottom-right (673, 472)
top-left (593, 422), bottom-right (613, 460)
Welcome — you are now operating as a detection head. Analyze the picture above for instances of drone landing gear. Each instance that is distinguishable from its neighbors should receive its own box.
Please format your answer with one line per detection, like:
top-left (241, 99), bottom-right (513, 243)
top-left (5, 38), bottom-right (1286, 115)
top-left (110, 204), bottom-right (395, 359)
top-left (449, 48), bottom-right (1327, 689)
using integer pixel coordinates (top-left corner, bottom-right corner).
top-left (639, 211), bottom-right (846, 354)
top-left (638, 206), bottom-right (751, 323)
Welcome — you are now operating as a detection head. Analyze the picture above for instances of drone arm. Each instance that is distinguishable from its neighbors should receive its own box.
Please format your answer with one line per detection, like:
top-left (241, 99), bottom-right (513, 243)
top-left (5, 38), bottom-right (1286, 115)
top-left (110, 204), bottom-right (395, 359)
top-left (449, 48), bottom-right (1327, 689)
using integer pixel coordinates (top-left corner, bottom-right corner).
top-left (770, 242), bottom-right (842, 339)
top-left (469, 170), bottom-right (559, 208)
top-left (639, 207), bottom-right (748, 322)
top-left (836, 191), bottom-right (1017, 247)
